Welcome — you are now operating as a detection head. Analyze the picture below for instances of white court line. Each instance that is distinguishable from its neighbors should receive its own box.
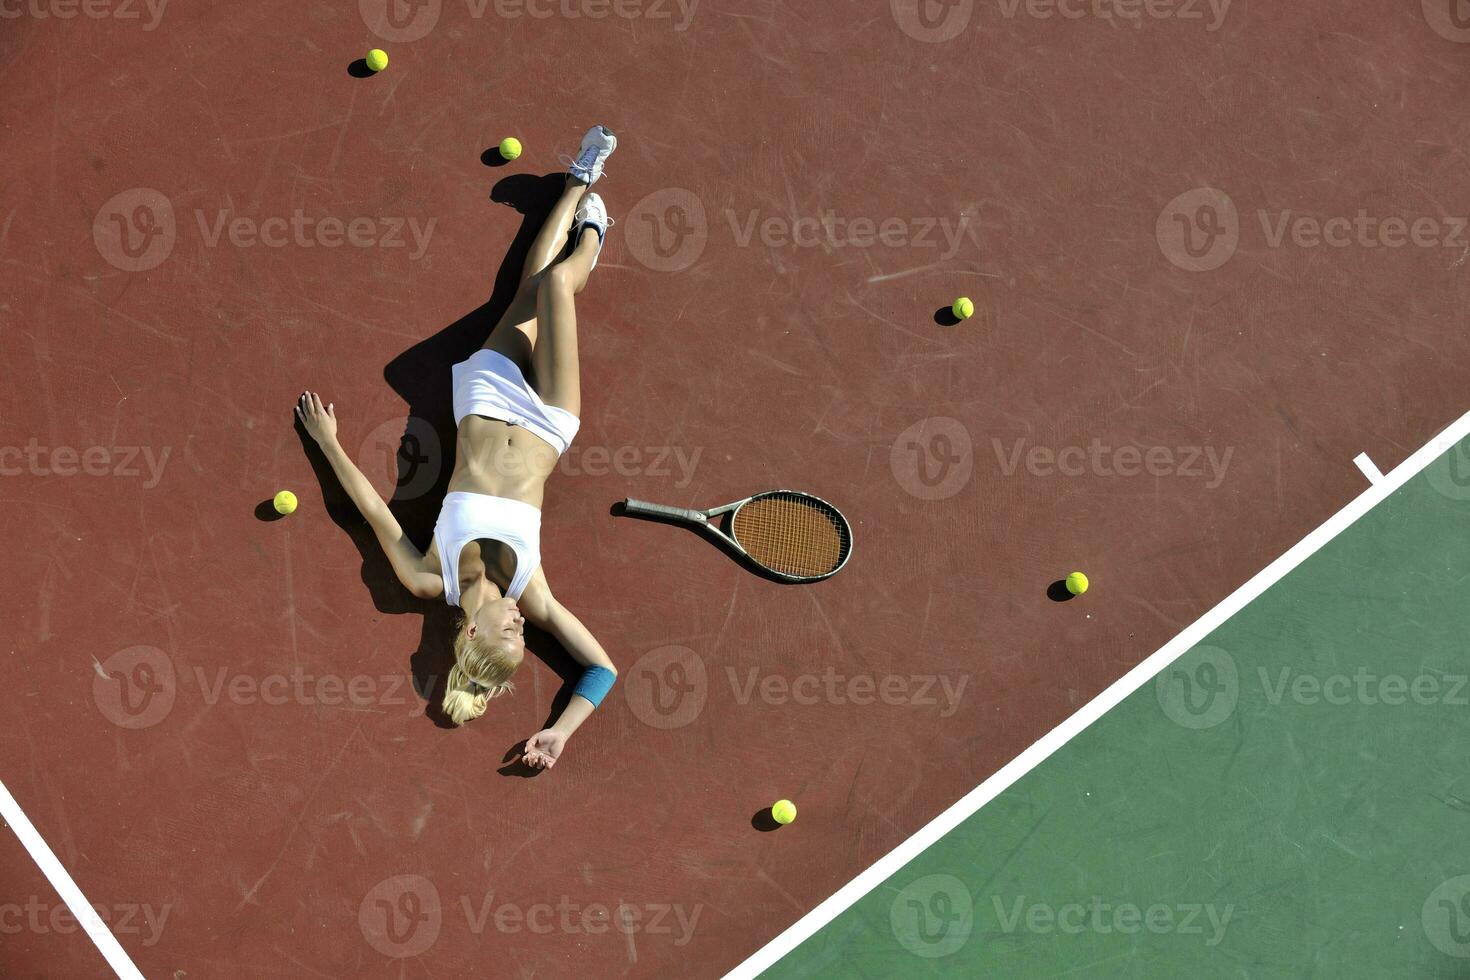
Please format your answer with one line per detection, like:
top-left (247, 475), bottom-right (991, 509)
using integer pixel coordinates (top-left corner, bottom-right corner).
top-left (0, 779), bottom-right (145, 979)
top-left (1354, 452), bottom-right (1385, 484)
top-left (727, 411), bottom-right (1470, 980)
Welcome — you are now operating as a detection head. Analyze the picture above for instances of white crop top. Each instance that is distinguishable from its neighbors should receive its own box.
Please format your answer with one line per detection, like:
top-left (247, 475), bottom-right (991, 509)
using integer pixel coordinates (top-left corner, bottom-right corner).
top-left (433, 492), bottom-right (541, 606)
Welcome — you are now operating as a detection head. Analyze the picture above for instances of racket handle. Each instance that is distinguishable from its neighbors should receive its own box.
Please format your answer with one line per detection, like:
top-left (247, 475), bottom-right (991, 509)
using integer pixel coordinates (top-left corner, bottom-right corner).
top-left (622, 498), bottom-right (705, 522)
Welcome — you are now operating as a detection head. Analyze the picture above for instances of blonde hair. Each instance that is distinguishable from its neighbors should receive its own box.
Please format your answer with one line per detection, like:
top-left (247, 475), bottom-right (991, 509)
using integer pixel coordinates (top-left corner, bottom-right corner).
top-left (441, 619), bottom-right (522, 726)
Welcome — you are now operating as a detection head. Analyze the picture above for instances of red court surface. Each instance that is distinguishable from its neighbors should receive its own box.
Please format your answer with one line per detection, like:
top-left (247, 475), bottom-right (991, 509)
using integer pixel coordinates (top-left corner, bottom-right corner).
top-left (4, 1), bottom-right (1470, 976)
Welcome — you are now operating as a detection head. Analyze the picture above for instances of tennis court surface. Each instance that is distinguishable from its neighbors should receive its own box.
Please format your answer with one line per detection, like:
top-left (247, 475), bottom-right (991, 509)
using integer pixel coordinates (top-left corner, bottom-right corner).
top-left (4, 1), bottom-right (1470, 977)
top-left (742, 424), bottom-right (1470, 977)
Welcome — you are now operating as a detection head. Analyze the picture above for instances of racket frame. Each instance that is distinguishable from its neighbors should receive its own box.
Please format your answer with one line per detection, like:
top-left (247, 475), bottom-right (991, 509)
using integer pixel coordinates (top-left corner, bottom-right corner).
top-left (622, 490), bottom-right (853, 583)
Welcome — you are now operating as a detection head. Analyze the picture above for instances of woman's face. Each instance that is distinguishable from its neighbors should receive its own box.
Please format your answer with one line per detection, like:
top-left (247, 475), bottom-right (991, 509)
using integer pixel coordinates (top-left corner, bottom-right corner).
top-left (469, 595), bottom-right (525, 647)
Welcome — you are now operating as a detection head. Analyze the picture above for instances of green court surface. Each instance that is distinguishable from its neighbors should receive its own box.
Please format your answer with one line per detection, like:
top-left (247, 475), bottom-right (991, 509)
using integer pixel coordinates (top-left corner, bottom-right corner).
top-left (761, 439), bottom-right (1470, 978)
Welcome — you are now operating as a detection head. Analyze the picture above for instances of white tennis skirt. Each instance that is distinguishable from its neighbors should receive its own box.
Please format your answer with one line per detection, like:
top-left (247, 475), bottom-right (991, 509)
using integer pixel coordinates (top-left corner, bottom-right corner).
top-left (451, 350), bottom-right (580, 456)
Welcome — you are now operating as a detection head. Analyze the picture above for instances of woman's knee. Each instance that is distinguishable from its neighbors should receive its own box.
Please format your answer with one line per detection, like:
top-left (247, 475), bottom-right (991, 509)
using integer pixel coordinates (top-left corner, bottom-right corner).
top-left (542, 262), bottom-right (577, 295)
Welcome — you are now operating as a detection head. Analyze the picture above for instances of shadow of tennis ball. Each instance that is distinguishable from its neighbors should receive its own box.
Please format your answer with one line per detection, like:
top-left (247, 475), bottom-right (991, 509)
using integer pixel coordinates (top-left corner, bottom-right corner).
top-left (1423, 875), bottom-right (1470, 957)
top-left (751, 808), bottom-right (782, 833)
top-left (623, 645), bottom-right (708, 730)
top-left (359, 874), bottom-right (442, 959)
top-left (889, 874), bottom-right (973, 958)
top-left (1155, 645), bottom-right (1238, 730)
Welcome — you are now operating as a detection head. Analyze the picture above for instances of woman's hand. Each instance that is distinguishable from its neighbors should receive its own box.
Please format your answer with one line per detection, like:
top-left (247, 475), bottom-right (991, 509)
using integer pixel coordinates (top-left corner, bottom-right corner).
top-left (295, 391), bottom-right (338, 446)
top-left (522, 729), bottom-right (567, 770)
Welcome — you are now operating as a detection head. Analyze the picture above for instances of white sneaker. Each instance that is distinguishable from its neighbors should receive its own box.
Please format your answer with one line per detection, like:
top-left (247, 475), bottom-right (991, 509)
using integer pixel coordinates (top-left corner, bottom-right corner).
top-left (561, 125), bottom-right (617, 184)
top-left (572, 193), bottom-right (613, 269)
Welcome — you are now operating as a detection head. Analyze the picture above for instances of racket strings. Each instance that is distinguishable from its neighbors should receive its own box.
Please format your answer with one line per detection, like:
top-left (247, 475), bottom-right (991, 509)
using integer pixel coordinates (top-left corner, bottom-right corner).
top-left (731, 494), bottom-right (849, 578)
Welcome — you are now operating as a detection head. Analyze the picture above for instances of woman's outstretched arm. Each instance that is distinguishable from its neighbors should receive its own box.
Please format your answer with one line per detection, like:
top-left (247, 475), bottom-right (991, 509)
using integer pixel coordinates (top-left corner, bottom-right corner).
top-left (297, 391), bottom-right (444, 601)
top-left (519, 571), bottom-right (617, 769)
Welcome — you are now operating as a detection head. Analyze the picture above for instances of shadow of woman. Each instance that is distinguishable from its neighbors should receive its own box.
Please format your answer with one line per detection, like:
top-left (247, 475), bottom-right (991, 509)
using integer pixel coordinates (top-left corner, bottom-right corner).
top-left (298, 170), bottom-right (584, 741)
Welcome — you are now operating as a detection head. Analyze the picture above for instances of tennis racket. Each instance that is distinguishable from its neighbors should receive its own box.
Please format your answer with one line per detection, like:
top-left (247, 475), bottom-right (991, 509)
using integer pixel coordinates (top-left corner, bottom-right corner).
top-left (622, 490), bottom-right (853, 583)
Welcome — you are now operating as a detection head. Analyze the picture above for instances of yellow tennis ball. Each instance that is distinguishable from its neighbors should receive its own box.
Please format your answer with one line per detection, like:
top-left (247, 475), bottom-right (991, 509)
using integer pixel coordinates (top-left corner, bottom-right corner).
top-left (365, 49), bottom-right (389, 72)
top-left (952, 297), bottom-right (974, 320)
top-left (771, 800), bottom-right (797, 825)
top-left (273, 490), bottom-right (298, 515)
top-left (499, 137), bottom-right (523, 161)
top-left (1065, 571), bottom-right (1089, 595)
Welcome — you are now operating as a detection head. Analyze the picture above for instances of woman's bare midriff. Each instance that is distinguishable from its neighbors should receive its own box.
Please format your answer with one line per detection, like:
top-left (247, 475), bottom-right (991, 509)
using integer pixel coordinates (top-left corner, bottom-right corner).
top-left (446, 415), bottom-right (561, 508)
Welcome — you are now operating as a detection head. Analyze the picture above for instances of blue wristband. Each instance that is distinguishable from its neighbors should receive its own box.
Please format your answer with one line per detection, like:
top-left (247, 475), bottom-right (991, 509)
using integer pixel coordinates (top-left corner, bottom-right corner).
top-left (573, 665), bottom-right (617, 708)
